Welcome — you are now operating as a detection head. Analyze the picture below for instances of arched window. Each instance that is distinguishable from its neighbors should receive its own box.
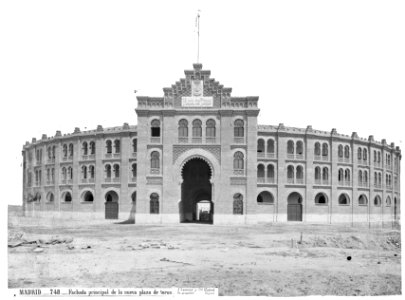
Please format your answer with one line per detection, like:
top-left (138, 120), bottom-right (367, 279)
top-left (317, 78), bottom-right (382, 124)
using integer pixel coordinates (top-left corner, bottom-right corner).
top-left (234, 119), bottom-right (244, 137)
top-left (344, 145), bottom-right (350, 158)
top-left (47, 192), bottom-right (54, 202)
top-left (257, 164), bottom-right (265, 179)
top-left (363, 148), bottom-right (367, 161)
top-left (206, 119), bottom-right (216, 138)
top-left (314, 142), bottom-right (321, 156)
top-left (47, 146), bottom-right (52, 159)
top-left (386, 196), bottom-right (392, 207)
top-left (257, 191), bottom-right (274, 204)
top-left (358, 195), bottom-right (368, 206)
top-left (82, 142), bottom-right (88, 155)
top-left (131, 163), bottom-right (137, 178)
top-left (52, 146), bottom-right (56, 159)
top-left (296, 165), bottom-right (304, 182)
top-left (322, 143), bottom-right (328, 157)
top-left (296, 141), bottom-right (304, 155)
top-left (63, 144), bottom-right (68, 158)
top-left (82, 165), bottom-right (87, 179)
top-left (176, 119), bottom-right (188, 139)
top-left (105, 164), bottom-right (111, 178)
top-left (322, 167), bottom-right (329, 182)
top-left (344, 169), bottom-right (350, 182)
top-left (114, 140), bottom-right (120, 154)
top-left (83, 191), bottom-right (94, 202)
top-left (257, 139), bottom-right (265, 153)
top-left (339, 194), bottom-right (350, 205)
top-left (64, 192), bottom-right (72, 202)
top-left (357, 148), bottom-right (362, 160)
top-left (267, 139), bottom-right (275, 154)
top-left (62, 167), bottom-right (67, 180)
top-left (267, 164), bottom-right (275, 182)
top-left (68, 167), bottom-right (73, 180)
top-left (315, 166), bottom-right (321, 181)
top-left (373, 150), bottom-right (377, 162)
top-left (377, 152), bottom-right (381, 163)
top-left (287, 140), bottom-right (294, 154)
top-left (113, 164), bottom-right (120, 178)
top-left (358, 170), bottom-right (363, 183)
top-left (89, 165), bottom-right (95, 179)
top-left (68, 143), bottom-right (73, 157)
top-left (233, 152), bottom-right (244, 170)
top-left (338, 168), bottom-right (344, 182)
top-left (192, 119), bottom-right (202, 137)
top-left (89, 141), bottom-right (95, 155)
top-left (233, 193), bottom-right (243, 214)
top-left (151, 119), bottom-right (161, 137)
top-left (364, 171), bottom-right (368, 184)
top-left (132, 139), bottom-right (137, 153)
top-left (106, 140), bottom-right (112, 154)
top-left (378, 173), bottom-right (382, 185)
top-left (150, 193), bottom-right (159, 214)
top-left (374, 195), bottom-right (381, 207)
top-left (315, 193), bottom-right (328, 205)
top-left (287, 165), bottom-right (294, 182)
top-left (150, 151), bottom-right (160, 170)
top-left (51, 168), bottom-right (55, 183)
top-left (338, 145), bottom-right (343, 158)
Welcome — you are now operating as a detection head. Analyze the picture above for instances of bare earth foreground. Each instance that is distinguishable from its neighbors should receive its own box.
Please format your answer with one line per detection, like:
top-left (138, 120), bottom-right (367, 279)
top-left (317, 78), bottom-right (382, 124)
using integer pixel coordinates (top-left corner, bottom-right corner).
top-left (8, 207), bottom-right (401, 296)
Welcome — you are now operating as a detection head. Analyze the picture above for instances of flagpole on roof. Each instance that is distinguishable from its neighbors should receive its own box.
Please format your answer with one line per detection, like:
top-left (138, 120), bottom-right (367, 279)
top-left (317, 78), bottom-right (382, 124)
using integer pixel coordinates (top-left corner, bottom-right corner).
top-left (196, 10), bottom-right (201, 63)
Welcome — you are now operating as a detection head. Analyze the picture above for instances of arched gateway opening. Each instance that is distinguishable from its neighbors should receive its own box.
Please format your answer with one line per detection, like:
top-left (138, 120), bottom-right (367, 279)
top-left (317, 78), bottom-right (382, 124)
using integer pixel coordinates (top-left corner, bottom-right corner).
top-left (105, 190), bottom-right (119, 219)
top-left (180, 158), bottom-right (213, 224)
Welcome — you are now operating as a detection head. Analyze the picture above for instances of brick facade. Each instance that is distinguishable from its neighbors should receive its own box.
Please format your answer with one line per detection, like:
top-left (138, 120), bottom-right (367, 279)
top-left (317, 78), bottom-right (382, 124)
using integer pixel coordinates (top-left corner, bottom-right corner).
top-left (22, 64), bottom-right (401, 225)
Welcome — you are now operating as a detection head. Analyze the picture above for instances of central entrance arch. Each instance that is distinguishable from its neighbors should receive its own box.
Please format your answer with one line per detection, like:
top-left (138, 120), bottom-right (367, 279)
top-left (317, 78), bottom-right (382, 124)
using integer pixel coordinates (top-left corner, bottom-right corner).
top-left (180, 157), bottom-right (213, 224)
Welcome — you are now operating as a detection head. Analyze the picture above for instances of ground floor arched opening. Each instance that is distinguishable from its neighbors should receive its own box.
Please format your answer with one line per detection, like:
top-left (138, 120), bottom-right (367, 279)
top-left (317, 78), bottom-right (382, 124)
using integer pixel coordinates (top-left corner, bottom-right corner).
top-left (180, 158), bottom-right (213, 224)
top-left (105, 190), bottom-right (119, 219)
top-left (287, 192), bottom-right (303, 221)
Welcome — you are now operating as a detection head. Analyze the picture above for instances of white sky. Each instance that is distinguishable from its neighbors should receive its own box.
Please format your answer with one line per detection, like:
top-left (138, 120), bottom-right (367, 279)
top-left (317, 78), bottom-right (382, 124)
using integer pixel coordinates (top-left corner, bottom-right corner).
top-left (0, 0), bottom-right (404, 207)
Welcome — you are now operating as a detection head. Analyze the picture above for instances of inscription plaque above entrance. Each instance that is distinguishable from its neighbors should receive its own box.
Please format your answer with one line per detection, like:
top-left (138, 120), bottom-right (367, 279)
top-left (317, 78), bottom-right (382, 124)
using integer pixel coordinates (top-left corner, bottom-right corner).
top-left (181, 80), bottom-right (213, 107)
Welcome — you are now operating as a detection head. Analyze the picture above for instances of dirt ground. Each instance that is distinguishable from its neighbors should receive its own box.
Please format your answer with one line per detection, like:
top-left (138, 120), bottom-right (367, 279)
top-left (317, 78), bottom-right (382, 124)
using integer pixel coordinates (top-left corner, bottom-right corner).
top-left (8, 214), bottom-right (401, 296)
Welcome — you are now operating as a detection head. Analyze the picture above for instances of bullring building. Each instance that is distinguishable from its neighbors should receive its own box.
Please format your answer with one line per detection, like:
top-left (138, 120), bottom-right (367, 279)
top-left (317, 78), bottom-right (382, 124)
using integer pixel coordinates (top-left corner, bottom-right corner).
top-left (22, 63), bottom-right (401, 225)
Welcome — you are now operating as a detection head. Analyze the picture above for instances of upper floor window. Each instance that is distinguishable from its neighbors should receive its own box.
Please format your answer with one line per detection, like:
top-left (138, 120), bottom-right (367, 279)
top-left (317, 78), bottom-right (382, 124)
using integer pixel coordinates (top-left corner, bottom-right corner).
top-left (178, 119), bottom-right (188, 137)
top-left (82, 142), bottom-right (88, 155)
top-left (63, 144), bottom-right (68, 158)
top-left (206, 119), bottom-right (216, 138)
top-left (114, 139), bottom-right (120, 154)
top-left (192, 119), bottom-right (202, 137)
top-left (105, 164), bottom-right (111, 178)
top-left (151, 120), bottom-right (161, 137)
top-left (296, 141), bottom-right (304, 155)
top-left (322, 143), bottom-right (328, 157)
top-left (338, 145), bottom-right (343, 157)
top-left (68, 143), bottom-right (73, 157)
top-left (287, 140), bottom-right (294, 154)
top-left (257, 139), bottom-right (265, 153)
top-left (344, 145), bottom-right (350, 158)
top-left (113, 164), bottom-right (120, 178)
top-left (106, 140), bottom-right (112, 154)
top-left (314, 142), bottom-right (321, 156)
top-left (132, 139), bottom-right (137, 152)
top-left (234, 120), bottom-right (244, 138)
top-left (131, 163), bottom-right (137, 178)
top-left (89, 141), bottom-right (95, 155)
top-left (233, 151), bottom-right (244, 170)
top-left (267, 139), bottom-right (275, 154)
top-left (150, 151), bottom-right (160, 170)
